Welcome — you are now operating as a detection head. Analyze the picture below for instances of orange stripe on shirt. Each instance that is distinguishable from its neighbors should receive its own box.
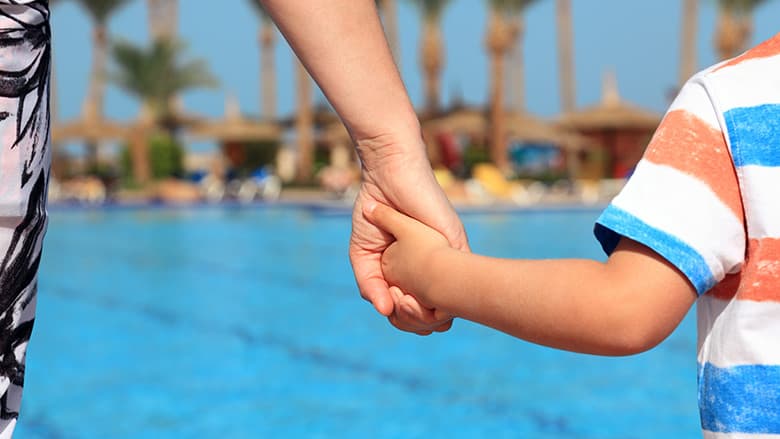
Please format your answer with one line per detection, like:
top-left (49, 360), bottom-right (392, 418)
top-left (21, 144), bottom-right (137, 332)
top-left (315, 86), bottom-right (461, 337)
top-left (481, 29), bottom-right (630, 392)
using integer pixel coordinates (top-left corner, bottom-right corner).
top-left (714, 34), bottom-right (780, 72)
top-left (707, 272), bottom-right (741, 300)
top-left (706, 238), bottom-right (780, 302)
top-left (643, 109), bottom-right (744, 219)
top-left (736, 238), bottom-right (780, 302)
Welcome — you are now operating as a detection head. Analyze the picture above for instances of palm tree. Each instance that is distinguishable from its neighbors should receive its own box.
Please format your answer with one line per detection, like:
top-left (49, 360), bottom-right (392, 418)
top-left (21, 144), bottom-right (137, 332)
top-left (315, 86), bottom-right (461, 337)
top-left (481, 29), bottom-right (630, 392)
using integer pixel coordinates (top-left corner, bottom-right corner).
top-left (715, 0), bottom-right (769, 60)
top-left (679, 0), bottom-right (698, 85)
top-left (556, 0), bottom-right (575, 112)
top-left (486, 0), bottom-right (538, 172)
top-left (50, 0), bottom-right (63, 178)
top-left (409, 0), bottom-right (452, 114)
top-left (248, 0), bottom-right (277, 119)
top-left (74, 0), bottom-right (132, 170)
top-left (147, 0), bottom-right (179, 41)
top-left (112, 38), bottom-right (216, 127)
top-left (112, 38), bottom-right (216, 183)
top-left (75, 0), bottom-right (132, 122)
top-left (379, 0), bottom-right (401, 66)
top-left (295, 60), bottom-right (314, 182)
top-left (507, 14), bottom-right (523, 111)
top-left (50, 0), bottom-right (61, 125)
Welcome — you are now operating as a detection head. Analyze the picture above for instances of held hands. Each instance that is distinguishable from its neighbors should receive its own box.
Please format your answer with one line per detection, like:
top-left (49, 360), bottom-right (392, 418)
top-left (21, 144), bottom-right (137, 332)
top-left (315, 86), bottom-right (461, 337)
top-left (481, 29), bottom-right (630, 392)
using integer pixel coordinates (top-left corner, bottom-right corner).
top-left (351, 181), bottom-right (457, 335)
top-left (349, 135), bottom-right (468, 335)
top-left (364, 201), bottom-right (451, 310)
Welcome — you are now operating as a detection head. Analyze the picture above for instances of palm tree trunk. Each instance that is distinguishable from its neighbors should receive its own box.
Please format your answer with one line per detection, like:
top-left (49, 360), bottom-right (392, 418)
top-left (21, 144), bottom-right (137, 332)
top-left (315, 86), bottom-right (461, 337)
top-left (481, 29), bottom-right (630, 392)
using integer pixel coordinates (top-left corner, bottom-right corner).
top-left (487, 12), bottom-right (510, 172)
top-left (147, 0), bottom-right (178, 40)
top-left (679, 0), bottom-right (698, 85)
top-left (50, 49), bottom-right (62, 179)
top-left (490, 51), bottom-right (508, 172)
top-left (169, 0), bottom-right (179, 36)
top-left (130, 129), bottom-right (151, 184)
top-left (51, 51), bottom-right (59, 125)
top-left (715, 8), bottom-right (742, 60)
top-left (556, 0), bottom-right (575, 112)
top-left (260, 19), bottom-right (277, 119)
top-left (147, 0), bottom-right (162, 39)
top-left (84, 25), bottom-right (107, 122)
top-left (511, 15), bottom-right (525, 112)
top-left (420, 18), bottom-right (443, 115)
top-left (295, 60), bottom-right (314, 183)
top-left (739, 13), bottom-right (755, 55)
top-left (379, 0), bottom-right (400, 67)
top-left (84, 24), bottom-right (108, 172)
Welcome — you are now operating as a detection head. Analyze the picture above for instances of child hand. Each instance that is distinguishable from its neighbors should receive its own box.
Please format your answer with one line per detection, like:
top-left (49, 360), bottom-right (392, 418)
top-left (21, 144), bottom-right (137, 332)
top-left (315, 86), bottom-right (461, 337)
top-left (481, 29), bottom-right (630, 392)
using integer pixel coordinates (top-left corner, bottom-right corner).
top-left (364, 201), bottom-right (451, 311)
top-left (386, 286), bottom-right (453, 335)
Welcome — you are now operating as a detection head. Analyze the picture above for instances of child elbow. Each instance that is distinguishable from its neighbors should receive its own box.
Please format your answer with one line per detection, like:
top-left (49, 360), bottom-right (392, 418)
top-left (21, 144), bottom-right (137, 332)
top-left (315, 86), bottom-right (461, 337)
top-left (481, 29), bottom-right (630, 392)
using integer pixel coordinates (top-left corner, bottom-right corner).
top-left (608, 322), bottom-right (669, 356)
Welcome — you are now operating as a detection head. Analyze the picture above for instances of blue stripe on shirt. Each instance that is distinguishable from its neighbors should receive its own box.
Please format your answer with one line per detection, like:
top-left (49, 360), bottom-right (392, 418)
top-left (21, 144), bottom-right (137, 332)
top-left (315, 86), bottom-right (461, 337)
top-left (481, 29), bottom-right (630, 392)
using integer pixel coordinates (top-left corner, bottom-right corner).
top-left (594, 205), bottom-right (716, 294)
top-left (725, 104), bottom-right (780, 167)
top-left (699, 362), bottom-right (780, 434)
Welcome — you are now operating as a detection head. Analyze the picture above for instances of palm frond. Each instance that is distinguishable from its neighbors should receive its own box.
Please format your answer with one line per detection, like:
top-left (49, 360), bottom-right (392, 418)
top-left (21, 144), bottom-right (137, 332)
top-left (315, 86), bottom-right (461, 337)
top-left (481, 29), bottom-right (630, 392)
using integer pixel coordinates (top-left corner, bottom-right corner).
top-left (111, 38), bottom-right (217, 119)
top-left (247, 0), bottom-right (270, 19)
top-left (718, 0), bottom-right (771, 14)
top-left (408, 0), bottom-right (453, 21)
top-left (488, 0), bottom-right (540, 15)
top-left (74, 0), bottom-right (132, 24)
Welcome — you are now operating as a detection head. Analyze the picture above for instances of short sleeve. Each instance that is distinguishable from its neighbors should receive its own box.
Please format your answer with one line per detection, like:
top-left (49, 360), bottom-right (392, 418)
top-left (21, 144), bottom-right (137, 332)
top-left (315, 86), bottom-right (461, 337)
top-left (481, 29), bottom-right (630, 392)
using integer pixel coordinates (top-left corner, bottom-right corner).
top-left (594, 76), bottom-right (746, 295)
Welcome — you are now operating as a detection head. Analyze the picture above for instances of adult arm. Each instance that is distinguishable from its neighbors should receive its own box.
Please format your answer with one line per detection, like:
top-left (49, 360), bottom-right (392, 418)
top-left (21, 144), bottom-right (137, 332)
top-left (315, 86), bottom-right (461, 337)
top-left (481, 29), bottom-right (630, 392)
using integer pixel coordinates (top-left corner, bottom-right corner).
top-left (260, 0), bottom-right (469, 333)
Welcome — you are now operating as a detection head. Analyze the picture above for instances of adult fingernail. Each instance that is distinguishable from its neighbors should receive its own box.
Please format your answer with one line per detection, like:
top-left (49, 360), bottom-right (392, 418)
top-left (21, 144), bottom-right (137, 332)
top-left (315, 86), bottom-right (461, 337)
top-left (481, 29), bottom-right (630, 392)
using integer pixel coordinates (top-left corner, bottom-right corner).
top-left (363, 200), bottom-right (377, 214)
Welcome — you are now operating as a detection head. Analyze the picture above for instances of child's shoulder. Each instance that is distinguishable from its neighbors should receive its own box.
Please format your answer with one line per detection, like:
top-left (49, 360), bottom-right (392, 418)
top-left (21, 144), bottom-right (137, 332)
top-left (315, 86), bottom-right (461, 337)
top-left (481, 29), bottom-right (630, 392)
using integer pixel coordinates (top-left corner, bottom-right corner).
top-left (707, 32), bottom-right (780, 76)
top-left (681, 33), bottom-right (780, 120)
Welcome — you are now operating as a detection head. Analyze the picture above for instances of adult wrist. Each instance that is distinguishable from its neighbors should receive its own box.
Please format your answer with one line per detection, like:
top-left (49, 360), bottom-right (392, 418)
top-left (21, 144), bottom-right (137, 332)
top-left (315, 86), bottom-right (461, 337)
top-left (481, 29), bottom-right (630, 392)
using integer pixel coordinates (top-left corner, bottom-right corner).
top-left (352, 118), bottom-right (427, 174)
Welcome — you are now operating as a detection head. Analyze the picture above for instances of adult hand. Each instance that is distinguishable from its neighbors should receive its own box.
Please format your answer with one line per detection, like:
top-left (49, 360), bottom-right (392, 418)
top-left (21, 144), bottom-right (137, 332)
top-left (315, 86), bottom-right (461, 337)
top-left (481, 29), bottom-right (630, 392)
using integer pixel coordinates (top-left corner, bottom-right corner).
top-left (349, 134), bottom-right (469, 335)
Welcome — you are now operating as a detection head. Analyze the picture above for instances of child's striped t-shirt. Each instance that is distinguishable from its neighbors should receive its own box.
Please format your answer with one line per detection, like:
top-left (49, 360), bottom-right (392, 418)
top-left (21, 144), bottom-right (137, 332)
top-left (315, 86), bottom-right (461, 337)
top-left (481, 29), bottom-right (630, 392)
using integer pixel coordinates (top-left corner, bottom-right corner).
top-left (594, 33), bottom-right (780, 438)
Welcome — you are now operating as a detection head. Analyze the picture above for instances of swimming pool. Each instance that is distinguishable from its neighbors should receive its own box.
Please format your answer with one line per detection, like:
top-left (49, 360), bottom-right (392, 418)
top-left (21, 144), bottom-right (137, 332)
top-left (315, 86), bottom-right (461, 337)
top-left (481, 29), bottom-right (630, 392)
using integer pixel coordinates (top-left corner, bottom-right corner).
top-left (17, 205), bottom-right (700, 438)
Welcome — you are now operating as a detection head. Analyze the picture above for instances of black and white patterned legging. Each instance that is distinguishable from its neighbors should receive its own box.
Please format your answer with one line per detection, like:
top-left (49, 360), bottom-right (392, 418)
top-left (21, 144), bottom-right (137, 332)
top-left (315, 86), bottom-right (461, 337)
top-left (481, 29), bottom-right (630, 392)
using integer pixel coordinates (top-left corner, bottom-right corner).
top-left (0, 1), bottom-right (50, 437)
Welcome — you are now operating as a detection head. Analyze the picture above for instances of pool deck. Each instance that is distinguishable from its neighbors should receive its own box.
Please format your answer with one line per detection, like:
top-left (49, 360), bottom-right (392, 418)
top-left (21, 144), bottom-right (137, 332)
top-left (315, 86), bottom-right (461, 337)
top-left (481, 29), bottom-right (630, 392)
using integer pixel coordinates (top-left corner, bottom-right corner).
top-left (48, 187), bottom-right (609, 215)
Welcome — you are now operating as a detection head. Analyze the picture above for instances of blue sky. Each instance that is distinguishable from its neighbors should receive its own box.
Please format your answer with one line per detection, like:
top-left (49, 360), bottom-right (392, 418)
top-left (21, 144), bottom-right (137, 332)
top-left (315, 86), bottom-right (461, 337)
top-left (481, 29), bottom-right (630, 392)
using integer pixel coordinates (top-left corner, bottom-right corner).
top-left (52, 0), bottom-right (780, 148)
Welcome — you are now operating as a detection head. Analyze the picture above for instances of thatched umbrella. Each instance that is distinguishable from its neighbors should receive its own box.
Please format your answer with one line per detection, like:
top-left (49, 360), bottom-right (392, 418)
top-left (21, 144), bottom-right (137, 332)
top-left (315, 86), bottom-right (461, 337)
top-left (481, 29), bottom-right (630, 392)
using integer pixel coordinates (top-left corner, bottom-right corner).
top-left (557, 71), bottom-right (661, 178)
top-left (321, 121), bottom-right (350, 146)
top-left (52, 117), bottom-right (154, 183)
top-left (505, 111), bottom-right (586, 150)
top-left (424, 105), bottom-right (585, 149)
top-left (186, 95), bottom-right (281, 142)
top-left (277, 103), bottom-right (341, 131)
top-left (52, 118), bottom-right (132, 144)
top-left (423, 105), bottom-right (587, 177)
top-left (186, 95), bottom-right (281, 175)
top-left (320, 121), bottom-right (358, 169)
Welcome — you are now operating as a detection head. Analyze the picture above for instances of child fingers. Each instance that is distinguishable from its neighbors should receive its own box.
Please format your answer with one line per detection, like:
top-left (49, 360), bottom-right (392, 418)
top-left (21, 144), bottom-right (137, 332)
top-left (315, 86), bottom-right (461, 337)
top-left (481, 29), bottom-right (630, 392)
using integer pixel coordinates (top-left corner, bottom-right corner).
top-left (400, 298), bottom-right (427, 323)
top-left (433, 319), bottom-right (453, 333)
top-left (388, 285), bottom-right (404, 308)
top-left (383, 294), bottom-right (437, 335)
top-left (433, 307), bottom-right (453, 322)
top-left (363, 201), bottom-right (411, 238)
top-left (400, 294), bottom-right (450, 331)
top-left (387, 313), bottom-right (433, 336)
top-left (386, 287), bottom-right (448, 335)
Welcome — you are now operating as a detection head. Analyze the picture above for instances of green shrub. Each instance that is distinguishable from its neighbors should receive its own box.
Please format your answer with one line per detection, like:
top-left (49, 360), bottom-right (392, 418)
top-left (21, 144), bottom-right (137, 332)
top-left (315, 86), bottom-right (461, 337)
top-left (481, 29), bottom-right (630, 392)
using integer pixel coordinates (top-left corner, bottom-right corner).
top-left (119, 132), bottom-right (185, 185)
top-left (462, 143), bottom-right (490, 175)
top-left (149, 133), bottom-right (184, 179)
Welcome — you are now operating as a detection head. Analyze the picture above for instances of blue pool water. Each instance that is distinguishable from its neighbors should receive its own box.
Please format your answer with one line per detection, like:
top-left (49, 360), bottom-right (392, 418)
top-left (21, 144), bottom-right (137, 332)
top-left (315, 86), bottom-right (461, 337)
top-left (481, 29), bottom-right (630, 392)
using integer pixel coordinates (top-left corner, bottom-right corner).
top-left (17, 205), bottom-right (700, 438)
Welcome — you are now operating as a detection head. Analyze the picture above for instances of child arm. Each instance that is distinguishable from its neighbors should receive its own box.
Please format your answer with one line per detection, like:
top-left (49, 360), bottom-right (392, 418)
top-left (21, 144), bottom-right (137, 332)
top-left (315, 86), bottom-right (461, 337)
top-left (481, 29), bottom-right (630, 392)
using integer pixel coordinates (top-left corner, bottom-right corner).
top-left (366, 202), bottom-right (697, 356)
